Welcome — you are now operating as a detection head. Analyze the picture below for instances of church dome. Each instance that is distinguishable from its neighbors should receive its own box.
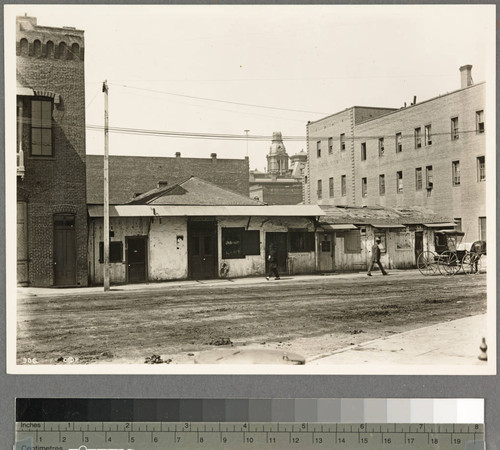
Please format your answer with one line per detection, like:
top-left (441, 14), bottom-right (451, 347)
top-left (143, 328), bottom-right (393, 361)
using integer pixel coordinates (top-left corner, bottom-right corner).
top-left (269, 131), bottom-right (288, 156)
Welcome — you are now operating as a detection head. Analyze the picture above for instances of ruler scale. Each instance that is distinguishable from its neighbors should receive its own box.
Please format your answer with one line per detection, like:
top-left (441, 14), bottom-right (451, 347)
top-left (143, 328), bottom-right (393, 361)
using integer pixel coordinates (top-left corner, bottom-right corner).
top-left (15, 399), bottom-right (485, 450)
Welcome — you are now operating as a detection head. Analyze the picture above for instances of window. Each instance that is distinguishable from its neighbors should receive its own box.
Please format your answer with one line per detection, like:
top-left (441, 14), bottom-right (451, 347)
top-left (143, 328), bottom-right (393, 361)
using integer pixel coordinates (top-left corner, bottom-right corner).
top-left (415, 167), bottom-right (422, 191)
top-left (379, 174), bottom-right (385, 196)
top-left (361, 142), bottom-right (366, 161)
top-left (304, 175), bottom-right (308, 184)
top-left (46, 40), bottom-right (54, 57)
top-left (33, 40), bottom-right (42, 57)
top-left (396, 231), bottom-right (412, 250)
top-left (425, 124), bottom-right (432, 146)
top-left (316, 141), bottom-right (321, 157)
top-left (477, 156), bottom-right (485, 181)
top-left (344, 230), bottom-right (361, 253)
top-left (341, 175), bottom-right (347, 197)
top-left (396, 132), bottom-right (402, 152)
top-left (58, 42), bottom-right (67, 59)
top-left (451, 117), bottom-right (459, 140)
top-left (329, 177), bottom-right (334, 197)
top-left (452, 161), bottom-right (460, 186)
top-left (317, 179), bottom-right (322, 199)
top-left (476, 110), bottom-right (484, 133)
top-left (99, 241), bottom-right (123, 263)
top-left (426, 166), bottom-right (433, 189)
top-left (328, 137), bottom-right (333, 154)
top-left (340, 133), bottom-right (346, 151)
top-left (20, 38), bottom-right (29, 55)
top-left (31, 99), bottom-right (53, 156)
top-left (478, 217), bottom-right (486, 241)
top-left (414, 127), bottom-right (422, 148)
top-left (289, 231), bottom-right (315, 252)
top-left (361, 177), bottom-right (367, 197)
top-left (454, 218), bottom-right (462, 231)
top-left (378, 138), bottom-right (385, 156)
top-left (396, 171), bottom-right (403, 193)
top-left (222, 228), bottom-right (260, 258)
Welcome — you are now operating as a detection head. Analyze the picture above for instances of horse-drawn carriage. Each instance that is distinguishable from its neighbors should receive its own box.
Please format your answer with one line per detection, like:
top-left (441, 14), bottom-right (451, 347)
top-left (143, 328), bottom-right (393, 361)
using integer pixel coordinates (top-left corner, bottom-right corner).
top-left (417, 230), bottom-right (486, 276)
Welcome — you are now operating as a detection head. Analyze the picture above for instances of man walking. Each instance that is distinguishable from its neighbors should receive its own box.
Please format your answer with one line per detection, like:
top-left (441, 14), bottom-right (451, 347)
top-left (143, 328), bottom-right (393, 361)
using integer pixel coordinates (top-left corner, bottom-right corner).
top-left (367, 237), bottom-right (388, 276)
top-left (266, 245), bottom-right (280, 280)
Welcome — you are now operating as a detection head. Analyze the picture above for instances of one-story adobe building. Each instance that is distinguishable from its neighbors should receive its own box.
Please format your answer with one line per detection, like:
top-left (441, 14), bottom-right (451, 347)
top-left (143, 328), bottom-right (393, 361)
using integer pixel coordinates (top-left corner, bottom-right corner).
top-left (88, 177), bottom-right (323, 284)
top-left (316, 205), bottom-right (457, 272)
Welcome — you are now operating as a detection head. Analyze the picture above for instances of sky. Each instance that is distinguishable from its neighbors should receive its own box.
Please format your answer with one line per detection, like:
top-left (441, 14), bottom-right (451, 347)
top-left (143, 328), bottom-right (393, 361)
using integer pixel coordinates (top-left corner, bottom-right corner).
top-left (7, 4), bottom-right (495, 171)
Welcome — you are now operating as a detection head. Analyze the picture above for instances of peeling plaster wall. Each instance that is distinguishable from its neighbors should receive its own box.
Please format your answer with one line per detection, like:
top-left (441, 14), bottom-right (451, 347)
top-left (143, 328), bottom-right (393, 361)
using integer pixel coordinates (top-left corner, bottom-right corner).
top-left (149, 217), bottom-right (188, 281)
top-left (89, 217), bottom-right (148, 284)
top-left (218, 216), bottom-right (317, 278)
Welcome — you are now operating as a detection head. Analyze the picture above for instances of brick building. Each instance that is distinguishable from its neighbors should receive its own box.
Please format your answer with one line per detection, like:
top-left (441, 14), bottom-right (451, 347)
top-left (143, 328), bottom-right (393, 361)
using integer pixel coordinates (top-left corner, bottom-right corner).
top-left (305, 66), bottom-right (486, 246)
top-left (249, 132), bottom-right (306, 205)
top-left (86, 152), bottom-right (250, 204)
top-left (16, 16), bottom-right (88, 286)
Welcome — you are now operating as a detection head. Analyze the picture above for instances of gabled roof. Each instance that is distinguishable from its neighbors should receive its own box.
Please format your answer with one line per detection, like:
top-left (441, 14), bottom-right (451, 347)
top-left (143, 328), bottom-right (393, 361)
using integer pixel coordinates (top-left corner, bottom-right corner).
top-left (319, 205), bottom-right (453, 226)
top-left (86, 154), bottom-right (249, 204)
top-left (128, 176), bottom-right (264, 206)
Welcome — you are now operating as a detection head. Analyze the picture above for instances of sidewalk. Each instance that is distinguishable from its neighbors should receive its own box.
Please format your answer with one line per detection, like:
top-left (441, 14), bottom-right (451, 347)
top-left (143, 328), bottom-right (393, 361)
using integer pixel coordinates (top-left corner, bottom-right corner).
top-left (17, 269), bottom-right (425, 298)
top-left (310, 314), bottom-right (488, 366)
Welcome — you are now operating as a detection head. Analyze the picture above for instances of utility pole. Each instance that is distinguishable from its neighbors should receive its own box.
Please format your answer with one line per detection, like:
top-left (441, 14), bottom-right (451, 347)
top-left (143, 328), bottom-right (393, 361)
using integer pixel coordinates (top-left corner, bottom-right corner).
top-left (244, 129), bottom-right (250, 157)
top-left (103, 80), bottom-right (110, 291)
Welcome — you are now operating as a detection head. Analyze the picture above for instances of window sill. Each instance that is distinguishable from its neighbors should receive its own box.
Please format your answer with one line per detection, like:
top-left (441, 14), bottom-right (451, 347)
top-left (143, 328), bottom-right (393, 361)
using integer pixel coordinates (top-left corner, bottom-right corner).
top-left (28, 156), bottom-right (55, 160)
top-left (222, 255), bottom-right (246, 260)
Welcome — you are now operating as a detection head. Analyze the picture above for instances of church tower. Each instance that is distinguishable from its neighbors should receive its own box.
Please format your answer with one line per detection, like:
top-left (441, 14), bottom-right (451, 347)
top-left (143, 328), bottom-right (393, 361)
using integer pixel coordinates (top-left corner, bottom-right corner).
top-left (266, 131), bottom-right (289, 175)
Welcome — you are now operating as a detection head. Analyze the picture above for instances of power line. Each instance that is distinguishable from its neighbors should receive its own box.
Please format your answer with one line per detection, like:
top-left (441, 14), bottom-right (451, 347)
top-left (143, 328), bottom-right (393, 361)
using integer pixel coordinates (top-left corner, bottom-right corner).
top-left (111, 83), bottom-right (331, 115)
top-left (17, 118), bottom-right (485, 142)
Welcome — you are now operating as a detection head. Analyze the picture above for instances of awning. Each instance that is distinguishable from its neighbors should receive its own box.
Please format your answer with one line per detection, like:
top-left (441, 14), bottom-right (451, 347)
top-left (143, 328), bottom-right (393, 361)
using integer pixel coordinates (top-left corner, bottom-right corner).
top-left (423, 222), bottom-right (457, 228)
top-left (319, 223), bottom-right (357, 230)
top-left (371, 224), bottom-right (406, 229)
top-left (88, 204), bottom-right (324, 218)
top-left (17, 86), bottom-right (34, 96)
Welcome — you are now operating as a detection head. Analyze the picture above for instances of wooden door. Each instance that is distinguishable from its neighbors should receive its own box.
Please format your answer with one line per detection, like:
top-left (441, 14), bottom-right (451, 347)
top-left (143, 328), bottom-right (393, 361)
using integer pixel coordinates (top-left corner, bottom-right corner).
top-left (414, 231), bottom-right (423, 266)
top-left (53, 214), bottom-right (76, 286)
top-left (318, 232), bottom-right (334, 272)
top-left (126, 236), bottom-right (147, 283)
top-left (189, 221), bottom-right (217, 279)
top-left (17, 202), bottom-right (29, 285)
top-left (266, 232), bottom-right (287, 274)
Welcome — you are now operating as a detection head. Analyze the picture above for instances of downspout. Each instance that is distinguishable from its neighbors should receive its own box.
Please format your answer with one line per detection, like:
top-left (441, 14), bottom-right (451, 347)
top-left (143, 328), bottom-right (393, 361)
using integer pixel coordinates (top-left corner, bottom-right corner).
top-left (314, 216), bottom-right (319, 272)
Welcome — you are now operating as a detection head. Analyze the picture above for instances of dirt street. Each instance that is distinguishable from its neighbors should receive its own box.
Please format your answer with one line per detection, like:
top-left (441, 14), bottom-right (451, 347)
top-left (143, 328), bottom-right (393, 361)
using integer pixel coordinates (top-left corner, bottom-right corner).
top-left (17, 272), bottom-right (487, 365)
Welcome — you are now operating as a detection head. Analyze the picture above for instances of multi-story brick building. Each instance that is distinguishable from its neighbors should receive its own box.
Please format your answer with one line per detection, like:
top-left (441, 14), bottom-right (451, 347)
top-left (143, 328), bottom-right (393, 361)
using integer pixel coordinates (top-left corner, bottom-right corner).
top-left (16, 16), bottom-right (88, 286)
top-left (305, 66), bottom-right (486, 245)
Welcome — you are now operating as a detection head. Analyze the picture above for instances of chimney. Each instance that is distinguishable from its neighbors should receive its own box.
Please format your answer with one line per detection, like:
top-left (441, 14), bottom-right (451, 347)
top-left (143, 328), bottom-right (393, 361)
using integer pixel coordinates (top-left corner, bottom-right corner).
top-left (459, 65), bottom-right (473, 88)
top-left (175, 152), bottom-right (181, 158)
top-left (210, 153), bottom-right (217, 159)
top-left (157, 181), bottom-right (168, 188)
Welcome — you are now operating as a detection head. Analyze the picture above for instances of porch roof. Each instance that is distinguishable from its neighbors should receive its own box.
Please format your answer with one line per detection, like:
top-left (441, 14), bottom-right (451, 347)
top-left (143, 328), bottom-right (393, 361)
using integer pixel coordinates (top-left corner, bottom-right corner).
top-left (318, 223), bottom-right (358, 230)
top-left (88, 204), bottom-right (324, 218)
top-left (371, 223), bottom-right (406, 229)
top-left (423, 222), bottom-right (458, 228)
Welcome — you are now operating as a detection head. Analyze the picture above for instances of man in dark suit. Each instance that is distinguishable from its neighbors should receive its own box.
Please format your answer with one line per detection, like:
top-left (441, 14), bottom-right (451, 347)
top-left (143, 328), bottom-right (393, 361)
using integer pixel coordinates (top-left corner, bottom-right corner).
top-left (367, 237), bottom-right (388, 276)
top-left (266, 245), bottom-right (280, 280)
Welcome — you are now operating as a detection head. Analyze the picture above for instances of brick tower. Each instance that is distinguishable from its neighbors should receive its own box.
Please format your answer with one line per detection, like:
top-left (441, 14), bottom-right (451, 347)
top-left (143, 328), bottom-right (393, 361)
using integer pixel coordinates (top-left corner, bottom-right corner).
top-left (16, 15), bottom-right (88, 286)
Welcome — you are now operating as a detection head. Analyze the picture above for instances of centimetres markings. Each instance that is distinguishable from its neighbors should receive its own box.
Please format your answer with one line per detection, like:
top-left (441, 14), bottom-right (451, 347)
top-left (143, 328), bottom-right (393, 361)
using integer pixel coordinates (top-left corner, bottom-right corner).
top-left (15, 422), bottom-right (485, 449)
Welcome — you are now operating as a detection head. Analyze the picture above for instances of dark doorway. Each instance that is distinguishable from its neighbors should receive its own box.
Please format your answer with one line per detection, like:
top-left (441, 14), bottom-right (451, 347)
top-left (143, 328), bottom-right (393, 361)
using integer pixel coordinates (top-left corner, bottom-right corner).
top-left (126, 236), bottom-right (147, 283)
top-left (414, 231), bottom-right (423, 266)
top-left (188, 220), bottom-right (217, 279)
top-left (53, 214), bottom-right (77, 286)
top-left (266, 232), bottom-right (288, 274)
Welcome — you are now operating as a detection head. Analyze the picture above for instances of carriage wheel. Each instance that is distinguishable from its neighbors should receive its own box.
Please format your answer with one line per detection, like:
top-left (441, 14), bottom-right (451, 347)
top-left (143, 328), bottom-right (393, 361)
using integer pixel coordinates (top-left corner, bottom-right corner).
top-left (462, 252), bottom-right (481, 275)
top-left (417, 251), bottom-right (437, 275)
top-left (438, 251), bottom-right (460, 275)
